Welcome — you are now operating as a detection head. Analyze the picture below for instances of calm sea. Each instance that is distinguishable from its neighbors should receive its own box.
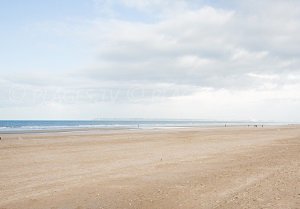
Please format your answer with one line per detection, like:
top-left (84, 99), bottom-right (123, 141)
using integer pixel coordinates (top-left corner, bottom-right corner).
top-left (0, 120), bottom-right (282, 133)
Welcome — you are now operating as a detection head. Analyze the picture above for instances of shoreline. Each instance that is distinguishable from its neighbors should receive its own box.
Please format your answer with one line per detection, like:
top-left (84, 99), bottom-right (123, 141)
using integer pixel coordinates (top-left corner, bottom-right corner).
top-left (0, 123), bottom-right (293, 135)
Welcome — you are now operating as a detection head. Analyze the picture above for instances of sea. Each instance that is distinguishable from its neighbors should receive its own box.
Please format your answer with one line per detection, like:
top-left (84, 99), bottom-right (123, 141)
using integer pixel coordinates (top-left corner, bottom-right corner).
top-left (0, 120), bottom-right (285, 133)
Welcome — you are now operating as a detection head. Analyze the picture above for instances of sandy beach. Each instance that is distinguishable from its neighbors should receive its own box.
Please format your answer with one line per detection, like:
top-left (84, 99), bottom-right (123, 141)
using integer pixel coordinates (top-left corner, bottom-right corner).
top-left (0, 126), bottom-right (299, 209)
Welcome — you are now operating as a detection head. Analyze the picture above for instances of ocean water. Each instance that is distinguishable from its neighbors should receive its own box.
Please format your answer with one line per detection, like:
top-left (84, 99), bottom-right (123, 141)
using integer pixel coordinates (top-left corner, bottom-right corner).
top-left (0, 120), bottom-right (281, 133)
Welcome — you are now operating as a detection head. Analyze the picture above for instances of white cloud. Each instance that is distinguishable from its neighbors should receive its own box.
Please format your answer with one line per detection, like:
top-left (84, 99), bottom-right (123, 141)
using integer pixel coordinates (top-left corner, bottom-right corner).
top-left (247, 73), bottom-right (280, 81)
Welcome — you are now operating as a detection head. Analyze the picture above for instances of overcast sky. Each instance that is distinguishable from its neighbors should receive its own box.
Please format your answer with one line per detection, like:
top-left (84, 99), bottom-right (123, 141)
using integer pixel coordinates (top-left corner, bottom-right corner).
top-left (0, 0), bottom-right (299, 121)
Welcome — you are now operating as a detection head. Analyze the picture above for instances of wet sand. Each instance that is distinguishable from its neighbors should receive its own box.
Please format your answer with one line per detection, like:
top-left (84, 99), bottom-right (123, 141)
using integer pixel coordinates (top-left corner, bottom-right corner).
top-left (0, 126), bottom-right (299, 209)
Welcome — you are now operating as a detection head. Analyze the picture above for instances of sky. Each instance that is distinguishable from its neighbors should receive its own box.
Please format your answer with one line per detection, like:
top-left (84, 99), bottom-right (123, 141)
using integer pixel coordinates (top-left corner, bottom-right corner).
top-left (0, 0), bottom-right (299, 121)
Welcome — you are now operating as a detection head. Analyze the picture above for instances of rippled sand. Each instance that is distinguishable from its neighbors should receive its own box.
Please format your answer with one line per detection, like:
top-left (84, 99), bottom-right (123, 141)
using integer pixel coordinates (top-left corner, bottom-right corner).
top-left (0, 126), bottom-right (299, 209)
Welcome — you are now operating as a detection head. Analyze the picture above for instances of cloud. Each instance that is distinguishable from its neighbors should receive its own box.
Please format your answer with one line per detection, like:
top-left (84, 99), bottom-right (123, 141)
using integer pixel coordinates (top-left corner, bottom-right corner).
top-left (20, 0), bottom-right (299, 90)
top-left (74, 1), bottom-right (299, 92)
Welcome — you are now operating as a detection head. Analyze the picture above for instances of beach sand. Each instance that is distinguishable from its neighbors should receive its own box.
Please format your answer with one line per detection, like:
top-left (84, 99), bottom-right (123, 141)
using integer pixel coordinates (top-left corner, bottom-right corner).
top-left (0, 126), bottom-right (299, 209)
